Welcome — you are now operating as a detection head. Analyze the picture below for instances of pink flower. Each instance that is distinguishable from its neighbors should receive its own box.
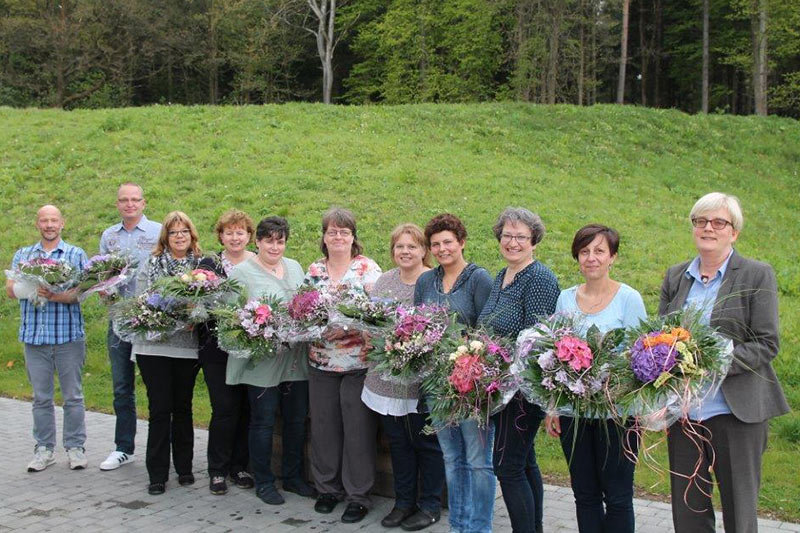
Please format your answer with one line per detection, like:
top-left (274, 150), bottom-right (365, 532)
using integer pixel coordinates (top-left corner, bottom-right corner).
top-left (486, 381), bottom-right (500, 394)
top-left (555, 336), bottom-right (593, 371)
top-left (448, 354), bottom-right (484, 394)
top-left (254, 305), bottom-right (272, 324)
top-left (487, 341), bottom-right (512, 363)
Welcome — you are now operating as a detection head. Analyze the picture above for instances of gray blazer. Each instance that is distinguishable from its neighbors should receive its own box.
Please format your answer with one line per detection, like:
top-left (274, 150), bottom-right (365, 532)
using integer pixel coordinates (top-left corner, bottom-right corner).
top-left (659, 249), bottom-right (789, 424)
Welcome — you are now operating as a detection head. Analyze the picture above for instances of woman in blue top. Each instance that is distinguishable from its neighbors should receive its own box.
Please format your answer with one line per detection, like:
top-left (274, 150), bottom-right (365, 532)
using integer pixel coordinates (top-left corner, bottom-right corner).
top-left (544, 224), bottom-right (646, 533)
top-left (414, 213), bottom-right (493, 533)
top-left (478, 208), bottom-right (560, 533)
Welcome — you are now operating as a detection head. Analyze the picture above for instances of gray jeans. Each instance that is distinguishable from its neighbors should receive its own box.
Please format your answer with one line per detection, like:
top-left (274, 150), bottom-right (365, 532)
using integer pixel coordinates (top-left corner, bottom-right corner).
top-left (24, 340), bottom-right (87, 450)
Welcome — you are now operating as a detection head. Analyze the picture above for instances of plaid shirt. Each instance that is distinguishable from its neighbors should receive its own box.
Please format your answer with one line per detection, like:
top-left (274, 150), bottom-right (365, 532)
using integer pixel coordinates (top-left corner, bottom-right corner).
top-left (11, 240), bottom-right (88, 345)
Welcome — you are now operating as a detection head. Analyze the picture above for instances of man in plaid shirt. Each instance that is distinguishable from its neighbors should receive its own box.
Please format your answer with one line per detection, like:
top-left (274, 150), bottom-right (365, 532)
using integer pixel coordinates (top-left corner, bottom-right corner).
top-left (5, 205), bottom-right (89, 472)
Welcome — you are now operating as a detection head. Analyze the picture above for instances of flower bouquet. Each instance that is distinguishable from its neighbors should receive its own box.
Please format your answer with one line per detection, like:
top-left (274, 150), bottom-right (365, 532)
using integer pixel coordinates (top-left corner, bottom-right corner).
top-left (330, 288), bottom-right (397, 336)
top-left (609, 308), bottom-right (734, 430)
top-left (154, 268), bottom-right (241, 323)
top-left (368, 304), bottom-right (454, 384)
top-left (423, 329), bottom-right (518, 429)
top-left (5, 257), bottom-right (79, 307)
top-left (215, 296), bottom-right (284, 363)
top-left (110, 291), bottom-right (190, 343)
top-left (281, 286), bottom-right (332, 343)
top-left (518, 313), bottom-right (624, 419)
top-left (77, 253), bottom-right (137, 303)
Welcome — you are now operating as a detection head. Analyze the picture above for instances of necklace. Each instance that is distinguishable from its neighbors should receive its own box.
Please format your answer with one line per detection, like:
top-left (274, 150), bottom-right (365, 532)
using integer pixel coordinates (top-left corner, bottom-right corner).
top-left (257, 255), bottom-right (281, 275)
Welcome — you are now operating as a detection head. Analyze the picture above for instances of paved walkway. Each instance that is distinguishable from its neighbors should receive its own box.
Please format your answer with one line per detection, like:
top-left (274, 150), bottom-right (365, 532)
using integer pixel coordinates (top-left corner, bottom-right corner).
top-left (0, 397), bottom-right (797, 532)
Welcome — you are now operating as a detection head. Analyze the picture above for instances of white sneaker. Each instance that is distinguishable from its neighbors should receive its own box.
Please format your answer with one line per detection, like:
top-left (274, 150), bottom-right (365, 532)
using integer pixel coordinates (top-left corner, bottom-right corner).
top-left (67, 448), bottom-right (88, 470)
top-left (27, 446), bottom-right (55, 472)
top-left (100, 451), bottom-right (135, 471)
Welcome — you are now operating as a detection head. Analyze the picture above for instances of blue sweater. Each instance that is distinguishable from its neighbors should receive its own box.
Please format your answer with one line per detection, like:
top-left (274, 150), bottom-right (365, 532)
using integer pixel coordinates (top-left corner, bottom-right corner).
top-left (414, 263), bottom-right (493, 327)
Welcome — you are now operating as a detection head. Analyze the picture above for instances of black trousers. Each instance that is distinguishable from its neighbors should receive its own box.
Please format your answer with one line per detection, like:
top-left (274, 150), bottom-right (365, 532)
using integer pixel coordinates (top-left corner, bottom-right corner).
top-left (137, 355), bottom-right (200, 483)
top-left (201, 360), bottom-right (250, 477)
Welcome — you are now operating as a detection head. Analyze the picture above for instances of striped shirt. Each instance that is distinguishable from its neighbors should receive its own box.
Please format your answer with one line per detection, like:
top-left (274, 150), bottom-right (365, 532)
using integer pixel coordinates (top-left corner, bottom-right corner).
top-left (11, 240), bottom-right (88, 345)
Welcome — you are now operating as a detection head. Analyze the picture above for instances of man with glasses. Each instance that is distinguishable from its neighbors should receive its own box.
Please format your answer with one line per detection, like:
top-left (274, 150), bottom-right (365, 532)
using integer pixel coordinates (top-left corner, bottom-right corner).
top-left (98, 182), bottom-right (161, 471)
top-left (6, 205), bottom-right (89, 471)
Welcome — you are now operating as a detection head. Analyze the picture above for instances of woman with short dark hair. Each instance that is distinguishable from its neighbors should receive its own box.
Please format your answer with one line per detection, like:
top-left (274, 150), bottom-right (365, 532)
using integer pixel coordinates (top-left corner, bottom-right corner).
top-left (227, 216), bottom-right (313, 506)
top-left (544, 223), bottom-right (646, 533)
top-left (414, 213), bottom-right (494, 533)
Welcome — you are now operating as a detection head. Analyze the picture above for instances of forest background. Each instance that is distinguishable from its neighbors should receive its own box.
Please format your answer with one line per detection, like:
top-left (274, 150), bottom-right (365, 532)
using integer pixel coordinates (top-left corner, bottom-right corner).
top-left (1, 0), bottom-right (799, 116)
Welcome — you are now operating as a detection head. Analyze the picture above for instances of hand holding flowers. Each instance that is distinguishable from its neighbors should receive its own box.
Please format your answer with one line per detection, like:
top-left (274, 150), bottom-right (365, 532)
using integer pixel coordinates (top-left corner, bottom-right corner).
top-left (5, 257), bottom-right (79, 307)
top-left (215, 296), bottom-right (283, 363)
top-left (154, 268), bottom-right (241, 323)
top-left (77, 253), bottom-right (137, 303)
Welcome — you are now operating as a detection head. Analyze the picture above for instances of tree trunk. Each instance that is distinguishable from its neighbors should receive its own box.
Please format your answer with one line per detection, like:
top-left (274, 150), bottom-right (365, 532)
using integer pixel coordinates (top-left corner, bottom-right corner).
top-left (653, 0), bottom-right (662, 107)
top-left (308, 0), bottom-right (336, 104)
top-left (639, 0), bottom-right (647, 106)
top-left (617, 0), bottom-right (630, 104)
top-left (578, 0), bottom-right (585, 105)
top-left (702, 0), bottom-right (709, 113)
top-left (752, 0), bottom-right (767, 115)
top-left (547, 2), bottom-right (560, 105)
top-left (591, 0), bottom-right (597, 105)
top-left (209, 0), bottom-right (218, 105)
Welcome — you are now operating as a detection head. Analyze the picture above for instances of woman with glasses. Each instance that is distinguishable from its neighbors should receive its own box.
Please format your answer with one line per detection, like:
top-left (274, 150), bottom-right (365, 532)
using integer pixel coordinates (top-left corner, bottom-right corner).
top-left (227, 216), bottom-right (313, 506)
top-left (414, 213), bottom-right (494, 533)
top-left (133, 211), bottom-right (202, 496)
top-left (196, 210), bottom-right (256, 495)
top-left (661, 193), bottom-right (788, 533)
top-left (361, 223), bottom-right (444, 531)
top-left (478, 207), bottom-right (560, 533)
top-left (544, 224), bottom-right (646, 533)
top-left (305, 207), bottom-right (382, 524)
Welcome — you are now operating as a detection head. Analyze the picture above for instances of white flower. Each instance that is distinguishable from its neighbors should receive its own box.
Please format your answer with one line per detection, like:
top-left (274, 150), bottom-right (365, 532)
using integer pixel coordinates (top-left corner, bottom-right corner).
top-left (469, 340), bottom-right (484, 352)
top-left (456, 345), bottom-right (468, 354)
top-left (449, 352), bottom-right (459, 361)
top-left (180, 273), bottom-right (192, 282)
top-left (194, 273), bottom-right (207, 282)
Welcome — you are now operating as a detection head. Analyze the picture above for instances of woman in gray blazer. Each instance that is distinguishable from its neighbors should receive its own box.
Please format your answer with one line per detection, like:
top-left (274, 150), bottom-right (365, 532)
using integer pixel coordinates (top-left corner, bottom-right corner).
top-left (659, 192), bottom-right (789, 533)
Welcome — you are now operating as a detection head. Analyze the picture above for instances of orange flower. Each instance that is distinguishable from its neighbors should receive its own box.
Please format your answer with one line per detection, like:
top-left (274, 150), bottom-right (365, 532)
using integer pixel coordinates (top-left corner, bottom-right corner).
top-left (670, 327), bottom-right (691, 341)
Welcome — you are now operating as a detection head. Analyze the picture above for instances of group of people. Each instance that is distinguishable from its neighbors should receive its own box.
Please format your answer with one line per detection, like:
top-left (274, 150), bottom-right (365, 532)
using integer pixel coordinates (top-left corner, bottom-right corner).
top-left (6, 183), bottom-right (788, 533)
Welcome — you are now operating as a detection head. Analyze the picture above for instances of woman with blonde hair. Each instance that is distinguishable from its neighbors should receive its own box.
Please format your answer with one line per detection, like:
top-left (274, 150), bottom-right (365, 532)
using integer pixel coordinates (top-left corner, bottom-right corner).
top-left (133, 211), bottom-right (202, 495)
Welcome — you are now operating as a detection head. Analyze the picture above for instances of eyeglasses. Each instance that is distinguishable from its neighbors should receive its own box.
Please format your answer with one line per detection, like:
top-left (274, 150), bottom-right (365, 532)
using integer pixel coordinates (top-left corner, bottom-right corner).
top-left (117, 197), bottom-right (143, 204)
top-left (168, 229), bottom-right (191, 237)
top-left (691, 217), bottom-right (733, 230)
top-left (325, 229), bottom-right (352, 237)
top-left (500, 234), bottom-right (532, 244)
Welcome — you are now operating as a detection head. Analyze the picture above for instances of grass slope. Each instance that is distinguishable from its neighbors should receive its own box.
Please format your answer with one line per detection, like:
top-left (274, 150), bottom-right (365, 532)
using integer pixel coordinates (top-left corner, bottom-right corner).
top-left (1, 103), bottom-right (798, 519)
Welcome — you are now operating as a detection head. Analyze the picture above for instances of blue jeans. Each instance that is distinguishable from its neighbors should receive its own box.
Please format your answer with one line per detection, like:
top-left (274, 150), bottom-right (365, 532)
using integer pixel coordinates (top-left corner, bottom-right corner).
top-left (493, 396), bottom-right (545, 533)
top-left (24, 340), bottom-right (87, 450)
top-left (248, 381), bottom-right (309, 491)
top-left (437, 419), bottom-right (496, 533)
top-left (381, 413), bottom-right (445, 514)
top-left (559, 417), bottom-right (638, 533)
top-left (107, 323), bottom-right (136, 454)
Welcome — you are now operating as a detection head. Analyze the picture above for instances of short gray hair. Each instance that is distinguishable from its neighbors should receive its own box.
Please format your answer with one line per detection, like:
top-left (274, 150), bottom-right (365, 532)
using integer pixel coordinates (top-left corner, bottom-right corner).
top-left (690, 192), bottom-right (743, 231)
top-left (492, 207), bottom-right (546, 245)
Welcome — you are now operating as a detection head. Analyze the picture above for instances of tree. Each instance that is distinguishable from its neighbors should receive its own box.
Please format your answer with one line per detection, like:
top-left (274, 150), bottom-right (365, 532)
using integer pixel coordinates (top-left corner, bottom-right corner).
top-left (751, 0), bottom-right (767, 115)
top-left (702, 0), bottom-right (709, 112)
top-left (617, 0), bottom-right (630, 103)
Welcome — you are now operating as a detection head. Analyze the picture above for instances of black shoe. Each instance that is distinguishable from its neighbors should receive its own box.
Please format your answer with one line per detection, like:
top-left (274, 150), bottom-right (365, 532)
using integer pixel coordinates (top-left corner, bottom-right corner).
top-left (341, 502), bottom-right (368, 524)
top-left (229, 471), bottom-right (255, 489)
top-left (401, 509), bottom-right (440, 531)
top-left (283, 478), bottom-right (317, 498)
top-left (381, 506), bottom-right (415, 528)
top-left (148, 482), bottom-right (166, 495)
top-left (257, 485), bottom-right (285, 505)
top-left (314, 493), bottom-right (339, 514)
top-left (178, 474), bottom-right (195, 486)
top-left (209, 475), bottom-right (228, 495)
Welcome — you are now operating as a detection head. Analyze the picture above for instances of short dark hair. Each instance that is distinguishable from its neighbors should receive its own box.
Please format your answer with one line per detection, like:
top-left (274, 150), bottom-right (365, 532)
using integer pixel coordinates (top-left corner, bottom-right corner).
top-left (256, 216), bottom-right (290, 241)
top-left (571, 224), bottom-right (620, 260)
top-left (424, 213), bottom-right (467, 245)
top-left (320, 207), bottom-right (363, 258)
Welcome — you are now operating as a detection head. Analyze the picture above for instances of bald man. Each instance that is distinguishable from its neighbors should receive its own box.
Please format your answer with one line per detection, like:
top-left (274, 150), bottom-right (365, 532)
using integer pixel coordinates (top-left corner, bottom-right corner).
top-left (6, 205), bottom-right (89, 472)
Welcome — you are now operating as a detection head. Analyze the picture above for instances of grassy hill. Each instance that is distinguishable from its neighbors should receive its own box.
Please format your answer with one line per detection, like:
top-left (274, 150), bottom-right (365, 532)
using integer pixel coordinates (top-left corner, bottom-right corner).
top-left (1, 103), bottom-right (798, 519)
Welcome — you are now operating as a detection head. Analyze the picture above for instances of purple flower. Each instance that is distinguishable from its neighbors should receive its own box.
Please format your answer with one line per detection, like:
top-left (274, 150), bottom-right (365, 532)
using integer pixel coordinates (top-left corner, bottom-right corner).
top-left (568, 379), bottom-right (586, 396)
top-left (541, 376), bottom-right (555, 390)
top-left (538, 350), bottom-right (557, 371)
top-left (555, 369), bottom-right (569, 384)
top-left (630, 337), bottom-right (678, 383)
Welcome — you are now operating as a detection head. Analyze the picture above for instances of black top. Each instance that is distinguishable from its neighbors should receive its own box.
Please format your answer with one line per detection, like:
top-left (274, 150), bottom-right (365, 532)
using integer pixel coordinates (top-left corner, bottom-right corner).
top-left (478, 261), bottom-right (560, 338)
top-left (197, 253), bottom-right (228, 365)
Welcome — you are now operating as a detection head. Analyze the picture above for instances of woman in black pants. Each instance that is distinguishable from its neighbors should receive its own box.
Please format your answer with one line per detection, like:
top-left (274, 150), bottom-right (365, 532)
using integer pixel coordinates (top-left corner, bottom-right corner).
top-left (197, 209), bottom-right (256, 495)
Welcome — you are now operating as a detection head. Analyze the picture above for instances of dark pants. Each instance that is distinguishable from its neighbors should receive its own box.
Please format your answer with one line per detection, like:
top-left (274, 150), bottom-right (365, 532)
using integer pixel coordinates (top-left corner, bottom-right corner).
top-left (201, 360), bottom-right (250, 477)
top-left (668, 415), bottom-right (768, 533)
top-left (559, 417), bottom-right (638, 533)
top-left (308, 367), bottom-right (377, 507)
top-left (107, 323), bottom-right (137, 455)
top-left (248, 380), bottom-right (309, 491)
top-left (136, 355), bottom-right (200, 483)
top-left (381, 412), bottom-right (445, 514)
top-left (493, 396), bottom-right (545, 533)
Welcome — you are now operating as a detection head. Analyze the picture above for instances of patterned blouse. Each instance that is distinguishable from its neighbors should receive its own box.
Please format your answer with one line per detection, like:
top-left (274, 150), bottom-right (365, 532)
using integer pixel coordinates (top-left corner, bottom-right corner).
top-left (304, 255), bottom-right (382, 372)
